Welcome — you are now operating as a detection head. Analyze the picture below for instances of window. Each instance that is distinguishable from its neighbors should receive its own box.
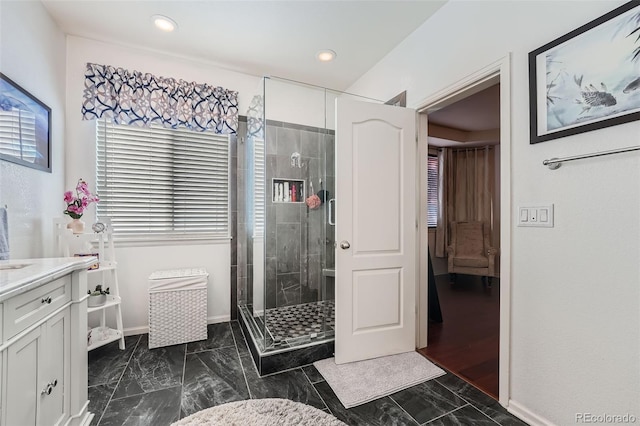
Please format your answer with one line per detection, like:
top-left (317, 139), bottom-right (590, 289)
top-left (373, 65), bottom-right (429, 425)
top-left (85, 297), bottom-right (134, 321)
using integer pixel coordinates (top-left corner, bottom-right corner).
top-left (427, 154), bottom-right (439, 227)
top-left (96, 120), bottom-right (229, 238)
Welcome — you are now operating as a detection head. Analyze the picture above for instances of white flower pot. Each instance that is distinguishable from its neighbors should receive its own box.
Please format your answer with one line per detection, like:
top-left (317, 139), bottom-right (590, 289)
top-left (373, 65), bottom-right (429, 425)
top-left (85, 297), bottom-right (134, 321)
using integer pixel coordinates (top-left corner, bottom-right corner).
top-left (87, 294), bottom-right (106, 307)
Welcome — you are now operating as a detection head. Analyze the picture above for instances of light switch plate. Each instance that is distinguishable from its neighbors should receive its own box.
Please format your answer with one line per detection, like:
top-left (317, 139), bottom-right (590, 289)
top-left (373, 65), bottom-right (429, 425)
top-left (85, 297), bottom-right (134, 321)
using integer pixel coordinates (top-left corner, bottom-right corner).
top-left (518, 204), bottom-right (554, 227)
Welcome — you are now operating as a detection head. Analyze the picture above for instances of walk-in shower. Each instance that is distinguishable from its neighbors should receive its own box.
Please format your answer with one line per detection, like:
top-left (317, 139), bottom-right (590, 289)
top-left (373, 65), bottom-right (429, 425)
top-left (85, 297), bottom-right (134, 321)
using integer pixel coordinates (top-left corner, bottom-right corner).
top-left (236, 76), bottom-right (372, 374)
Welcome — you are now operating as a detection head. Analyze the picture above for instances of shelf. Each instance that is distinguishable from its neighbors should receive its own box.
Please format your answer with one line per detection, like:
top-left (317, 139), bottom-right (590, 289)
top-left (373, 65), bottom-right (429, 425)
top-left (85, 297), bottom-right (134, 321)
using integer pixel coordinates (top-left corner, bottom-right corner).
top-left (56, 218), bottom-right (125, 351)
top-left (87, 295), bottom-right (122, 313)
top-left (272, 178), bottom-right (305, 203)
top-left (86, 261), bottom-right (117, 274)
top-left (87, 326), bottom-right (122, 351)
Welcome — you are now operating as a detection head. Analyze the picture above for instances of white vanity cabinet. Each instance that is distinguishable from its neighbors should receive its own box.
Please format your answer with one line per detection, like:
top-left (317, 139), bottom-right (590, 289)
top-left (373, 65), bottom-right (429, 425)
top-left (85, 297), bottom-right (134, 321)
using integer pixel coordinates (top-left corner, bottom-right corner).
top-left (0, 258), bottom-right (95, 426)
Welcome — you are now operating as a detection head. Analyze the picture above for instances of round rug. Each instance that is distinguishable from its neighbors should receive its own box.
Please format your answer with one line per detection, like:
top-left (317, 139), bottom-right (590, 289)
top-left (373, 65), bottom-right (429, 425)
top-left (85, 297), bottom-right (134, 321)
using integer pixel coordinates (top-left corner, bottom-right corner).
top-left (172, 398), bottom-right (346, 426)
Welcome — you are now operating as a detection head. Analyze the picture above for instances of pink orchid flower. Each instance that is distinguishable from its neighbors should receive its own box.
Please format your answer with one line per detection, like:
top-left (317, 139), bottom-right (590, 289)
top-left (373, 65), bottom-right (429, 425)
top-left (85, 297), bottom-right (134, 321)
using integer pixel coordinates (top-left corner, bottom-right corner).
top-left (63, 178), bottom-right (99, 220)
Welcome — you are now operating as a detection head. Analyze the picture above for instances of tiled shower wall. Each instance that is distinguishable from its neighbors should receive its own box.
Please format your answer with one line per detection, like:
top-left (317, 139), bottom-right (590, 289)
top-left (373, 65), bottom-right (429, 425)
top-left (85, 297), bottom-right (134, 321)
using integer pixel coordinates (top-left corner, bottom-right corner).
top-left (236, 119), bottom-right (335, 312)
top-left (265, 121), bottom-right (334, 310)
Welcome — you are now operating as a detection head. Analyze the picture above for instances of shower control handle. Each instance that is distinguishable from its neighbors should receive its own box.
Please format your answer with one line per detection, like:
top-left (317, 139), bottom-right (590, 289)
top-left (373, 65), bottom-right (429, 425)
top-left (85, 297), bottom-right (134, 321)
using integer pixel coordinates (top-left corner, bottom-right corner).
top-left (340, 241), bottom-right (351, 250)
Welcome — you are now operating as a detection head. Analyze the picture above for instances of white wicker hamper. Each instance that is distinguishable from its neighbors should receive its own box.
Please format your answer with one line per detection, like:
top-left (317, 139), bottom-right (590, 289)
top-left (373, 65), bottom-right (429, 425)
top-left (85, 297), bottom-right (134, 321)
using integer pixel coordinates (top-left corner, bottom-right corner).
top-left (148, 268), bottom-right (209, 349)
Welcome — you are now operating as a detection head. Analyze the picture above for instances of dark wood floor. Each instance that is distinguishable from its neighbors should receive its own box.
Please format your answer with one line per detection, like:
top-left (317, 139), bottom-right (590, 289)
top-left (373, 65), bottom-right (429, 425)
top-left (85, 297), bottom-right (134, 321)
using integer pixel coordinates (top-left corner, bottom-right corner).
top-left (418, 273), bottom-right (499, 399)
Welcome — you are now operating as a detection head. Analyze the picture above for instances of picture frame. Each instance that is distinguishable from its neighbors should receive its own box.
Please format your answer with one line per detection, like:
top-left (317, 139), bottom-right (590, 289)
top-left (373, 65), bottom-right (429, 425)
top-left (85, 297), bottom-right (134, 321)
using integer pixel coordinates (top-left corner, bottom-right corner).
top-left (529, 1), bottom-right (640, 144)
top-left (0, 72), bottom-right (51, 172)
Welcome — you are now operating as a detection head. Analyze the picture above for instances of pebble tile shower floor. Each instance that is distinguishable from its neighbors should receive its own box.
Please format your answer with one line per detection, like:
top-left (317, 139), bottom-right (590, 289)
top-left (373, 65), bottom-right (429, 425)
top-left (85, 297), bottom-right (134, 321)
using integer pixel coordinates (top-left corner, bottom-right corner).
top-left (88, 320), bottom-right (528, 425)
top-left (257, 300), bottom-right (335, 343)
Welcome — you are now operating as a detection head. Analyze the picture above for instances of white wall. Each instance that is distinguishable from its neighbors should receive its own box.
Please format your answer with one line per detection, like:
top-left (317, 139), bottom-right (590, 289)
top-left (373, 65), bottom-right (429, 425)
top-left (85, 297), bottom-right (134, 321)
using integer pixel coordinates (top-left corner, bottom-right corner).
top-left (64, 36), bottom-right (266, 330)
top-left (348, 1), bottom-right (639, 424)
top-left (0, 1), bottom-right (67, 258)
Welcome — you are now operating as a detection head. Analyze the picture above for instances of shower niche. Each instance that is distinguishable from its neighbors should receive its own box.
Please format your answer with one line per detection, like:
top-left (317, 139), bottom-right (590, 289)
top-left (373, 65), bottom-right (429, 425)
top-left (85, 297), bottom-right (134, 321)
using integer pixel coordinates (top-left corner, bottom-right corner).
top-left (237, 76), bottom-right (372, 375)
top-left (272, 178), bottom-right (305, 203)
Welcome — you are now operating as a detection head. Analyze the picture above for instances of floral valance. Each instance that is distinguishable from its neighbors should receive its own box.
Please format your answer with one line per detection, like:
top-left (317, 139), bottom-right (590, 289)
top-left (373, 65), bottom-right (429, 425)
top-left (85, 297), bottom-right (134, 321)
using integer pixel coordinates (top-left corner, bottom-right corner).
top-left (81, 63), bottom-right (238, 134)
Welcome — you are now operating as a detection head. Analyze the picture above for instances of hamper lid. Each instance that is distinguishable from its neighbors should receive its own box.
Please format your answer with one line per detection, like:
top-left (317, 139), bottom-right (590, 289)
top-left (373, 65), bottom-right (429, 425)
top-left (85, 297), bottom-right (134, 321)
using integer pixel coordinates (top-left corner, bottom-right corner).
top-left (148, 268), bottom-right (208, 280)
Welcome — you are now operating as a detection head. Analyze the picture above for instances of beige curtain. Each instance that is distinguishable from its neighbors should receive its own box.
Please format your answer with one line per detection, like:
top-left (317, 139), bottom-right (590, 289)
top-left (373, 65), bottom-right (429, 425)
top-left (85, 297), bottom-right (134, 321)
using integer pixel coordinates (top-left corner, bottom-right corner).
top-left (435, 146), bottom-right (495, 257)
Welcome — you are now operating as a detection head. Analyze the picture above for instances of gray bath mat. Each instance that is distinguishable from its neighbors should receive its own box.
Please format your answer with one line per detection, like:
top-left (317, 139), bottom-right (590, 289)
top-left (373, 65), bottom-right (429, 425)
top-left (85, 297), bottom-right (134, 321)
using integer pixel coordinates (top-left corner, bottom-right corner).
top-left (314, 351), bottom-right (445, 408)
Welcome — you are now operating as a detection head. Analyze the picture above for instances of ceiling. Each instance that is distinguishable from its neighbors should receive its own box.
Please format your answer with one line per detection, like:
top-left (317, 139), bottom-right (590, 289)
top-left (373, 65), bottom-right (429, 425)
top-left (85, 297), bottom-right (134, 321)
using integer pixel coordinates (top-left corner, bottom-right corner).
top-left (40, 0), bottom-right (497, 143)
top-left (428, 84), bottom-right (501, 148)
top-left (41, 0), bottom-right (446, 91)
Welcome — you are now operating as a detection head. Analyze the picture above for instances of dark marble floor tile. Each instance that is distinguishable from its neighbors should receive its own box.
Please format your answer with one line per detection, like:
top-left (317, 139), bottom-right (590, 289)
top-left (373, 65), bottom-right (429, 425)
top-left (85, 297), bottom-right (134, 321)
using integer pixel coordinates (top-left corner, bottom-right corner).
top-left (180, 347), bottom-right (250, 418)
top-left (314, 381), bottom-right (419, 426)
top-left (88, 382), bottom-right (117, 426)
top-left (302, 364), bottom-right (325, 384)
top-left (425, 405), bottom-right (497, 425)
top-left (88, 335), bottom-right (140, 387)
top-left (240, 355), bottom-right (327, 410)
top-left (112, 335), bottom-right (185, 400)
top-left (99, 386), bottom-right (181, 426)
top-left (390, 381), bottom-right (467, 425)
top-left (435, 373), bottom-right (528, 425)
top-left (230, 320), bottom-right (250, 356)
top-left (186, 322), bottom-right (235, 353)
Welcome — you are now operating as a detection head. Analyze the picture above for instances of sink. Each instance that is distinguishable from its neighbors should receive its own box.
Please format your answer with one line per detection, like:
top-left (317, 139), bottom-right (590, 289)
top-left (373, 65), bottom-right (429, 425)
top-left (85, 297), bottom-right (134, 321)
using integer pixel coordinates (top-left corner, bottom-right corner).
top-left (0, 263), bottom-right (30, 271)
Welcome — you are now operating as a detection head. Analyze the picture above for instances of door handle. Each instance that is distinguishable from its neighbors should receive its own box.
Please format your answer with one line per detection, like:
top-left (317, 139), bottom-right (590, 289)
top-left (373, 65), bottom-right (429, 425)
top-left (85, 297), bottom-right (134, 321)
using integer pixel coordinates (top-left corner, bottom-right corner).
top-left (328, 198), bottom-right (336, 226)
top-left (340, 241), bottom-right (351, 249)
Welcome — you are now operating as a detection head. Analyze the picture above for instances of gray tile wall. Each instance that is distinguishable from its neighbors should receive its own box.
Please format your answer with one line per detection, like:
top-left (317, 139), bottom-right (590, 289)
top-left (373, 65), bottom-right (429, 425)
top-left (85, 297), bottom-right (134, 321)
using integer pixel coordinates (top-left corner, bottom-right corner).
top-left (236, 118), bottom-right (335, 313)
top-left (264, 122), bottom-right (334, 310)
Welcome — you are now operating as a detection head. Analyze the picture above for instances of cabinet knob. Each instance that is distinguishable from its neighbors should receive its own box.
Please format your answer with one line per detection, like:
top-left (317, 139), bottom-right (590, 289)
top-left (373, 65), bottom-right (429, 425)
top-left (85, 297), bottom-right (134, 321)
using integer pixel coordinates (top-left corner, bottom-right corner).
top-left (41, 296), bottom-right (52, 304)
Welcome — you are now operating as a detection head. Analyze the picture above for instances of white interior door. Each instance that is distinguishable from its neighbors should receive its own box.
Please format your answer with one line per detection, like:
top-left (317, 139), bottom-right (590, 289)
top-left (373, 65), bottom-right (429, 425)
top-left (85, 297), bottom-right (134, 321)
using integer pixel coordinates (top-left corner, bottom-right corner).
top-left (335, 98), bottom-right (416, 364)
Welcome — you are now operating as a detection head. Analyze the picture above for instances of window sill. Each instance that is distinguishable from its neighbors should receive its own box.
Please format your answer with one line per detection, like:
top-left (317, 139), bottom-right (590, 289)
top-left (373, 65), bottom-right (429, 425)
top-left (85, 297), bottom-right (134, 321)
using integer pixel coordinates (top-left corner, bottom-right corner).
top-left (112, 234), bottom-right (231, 248)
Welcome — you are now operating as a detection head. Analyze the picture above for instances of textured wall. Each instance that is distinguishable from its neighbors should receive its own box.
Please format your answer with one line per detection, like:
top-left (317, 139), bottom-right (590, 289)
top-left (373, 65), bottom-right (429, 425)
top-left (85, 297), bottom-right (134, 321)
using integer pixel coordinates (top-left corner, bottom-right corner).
top-left (0, 1), bottom-right (67, 258)
top-left (347, 1), bottom-right (639, 424)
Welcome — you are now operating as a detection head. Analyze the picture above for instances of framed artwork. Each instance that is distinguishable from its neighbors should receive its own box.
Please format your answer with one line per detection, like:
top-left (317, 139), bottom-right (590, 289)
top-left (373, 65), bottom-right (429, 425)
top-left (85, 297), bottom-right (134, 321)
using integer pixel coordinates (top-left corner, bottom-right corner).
top-left (529, 1), bottom-right (640, 144)
top-left (0, 72), bottom-right (51, 172)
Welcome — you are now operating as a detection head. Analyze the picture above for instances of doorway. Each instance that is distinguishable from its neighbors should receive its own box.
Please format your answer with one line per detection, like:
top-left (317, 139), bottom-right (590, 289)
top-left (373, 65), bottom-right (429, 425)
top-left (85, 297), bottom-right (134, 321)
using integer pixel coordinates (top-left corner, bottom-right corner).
top-left (416, 57), bottom-right (512, 406)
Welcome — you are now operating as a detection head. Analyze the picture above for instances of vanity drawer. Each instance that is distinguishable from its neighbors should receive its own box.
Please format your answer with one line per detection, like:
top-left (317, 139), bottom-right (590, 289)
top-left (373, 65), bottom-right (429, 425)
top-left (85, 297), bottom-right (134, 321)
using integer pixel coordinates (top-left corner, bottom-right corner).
top-left (3, 276), bottom-right (71, 340)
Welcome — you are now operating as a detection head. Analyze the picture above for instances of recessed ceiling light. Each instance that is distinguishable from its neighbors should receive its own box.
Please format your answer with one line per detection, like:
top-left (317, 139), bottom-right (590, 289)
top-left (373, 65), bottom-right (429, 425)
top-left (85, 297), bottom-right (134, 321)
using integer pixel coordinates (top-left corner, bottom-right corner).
top-left (152, 14), bottom-right (178, 32)
top-left (316, 49), bottom-right (337, 62)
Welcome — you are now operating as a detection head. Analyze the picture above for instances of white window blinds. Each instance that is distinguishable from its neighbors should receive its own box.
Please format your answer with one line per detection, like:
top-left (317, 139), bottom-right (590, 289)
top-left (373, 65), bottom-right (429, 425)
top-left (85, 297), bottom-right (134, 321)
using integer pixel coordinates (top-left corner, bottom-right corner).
top-left (253, 138), bottom-right (265, 237)
top-left (96, 119), bottom-right (229, 237)
top-left (427, 155), bottom-right (439, 227)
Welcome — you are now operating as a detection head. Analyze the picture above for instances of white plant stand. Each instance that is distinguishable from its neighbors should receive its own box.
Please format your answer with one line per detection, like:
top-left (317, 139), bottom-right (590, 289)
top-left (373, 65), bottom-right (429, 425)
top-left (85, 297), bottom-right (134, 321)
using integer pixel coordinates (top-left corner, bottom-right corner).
top-left (54, 218), bottom-right (126, 351)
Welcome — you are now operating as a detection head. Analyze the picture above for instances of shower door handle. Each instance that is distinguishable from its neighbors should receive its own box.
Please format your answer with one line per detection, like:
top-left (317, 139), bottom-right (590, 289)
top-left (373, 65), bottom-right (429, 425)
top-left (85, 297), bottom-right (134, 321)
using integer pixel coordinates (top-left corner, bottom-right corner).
top-left (340, 241), bottom-right (350, 250)
top-left (328, 198), bottom-right (336, 226)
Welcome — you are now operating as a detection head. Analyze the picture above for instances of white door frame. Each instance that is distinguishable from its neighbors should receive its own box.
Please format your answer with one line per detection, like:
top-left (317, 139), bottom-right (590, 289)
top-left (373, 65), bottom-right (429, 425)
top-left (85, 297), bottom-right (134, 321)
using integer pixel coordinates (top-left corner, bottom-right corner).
top-left (415, 54), bottom-right (512, 406)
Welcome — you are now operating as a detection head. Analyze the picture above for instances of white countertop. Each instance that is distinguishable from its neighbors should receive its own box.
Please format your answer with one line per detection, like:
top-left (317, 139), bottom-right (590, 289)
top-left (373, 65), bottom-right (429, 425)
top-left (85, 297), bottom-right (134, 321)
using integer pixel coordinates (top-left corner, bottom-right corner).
top-left (0, 257), bottom-right (96, 302)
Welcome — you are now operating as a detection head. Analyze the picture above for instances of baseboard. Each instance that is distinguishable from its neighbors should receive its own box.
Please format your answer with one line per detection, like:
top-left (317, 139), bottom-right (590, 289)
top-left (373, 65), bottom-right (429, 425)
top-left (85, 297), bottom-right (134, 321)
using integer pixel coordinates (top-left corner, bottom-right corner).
top-left (207, 314), bottom-right (231, 324)
top-left (124, 326), bottom-right (148, 336)
top-left (123, 315), bottom-right (231, 337)
top-left (508, 400), bottom-right (555, 426)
